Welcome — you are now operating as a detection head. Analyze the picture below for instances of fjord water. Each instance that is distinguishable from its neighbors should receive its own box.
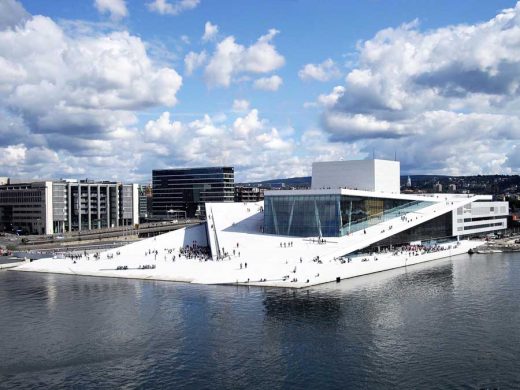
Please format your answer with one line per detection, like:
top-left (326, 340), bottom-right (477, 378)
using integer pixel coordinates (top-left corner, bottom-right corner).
top-left (1, 253), bottom-right (519, 389)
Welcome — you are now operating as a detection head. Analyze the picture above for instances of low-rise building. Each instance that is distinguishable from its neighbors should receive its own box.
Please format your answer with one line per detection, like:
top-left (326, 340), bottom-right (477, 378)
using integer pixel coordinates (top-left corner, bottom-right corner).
top-left (0, 179), bottom-right (140, 235)
top-left (234, 186), bottom-right (264, 202)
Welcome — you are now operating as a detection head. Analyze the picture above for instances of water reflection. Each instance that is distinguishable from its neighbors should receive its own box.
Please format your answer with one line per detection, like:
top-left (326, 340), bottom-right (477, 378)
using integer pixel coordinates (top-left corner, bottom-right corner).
top-left (263, 289), bottom-right (342, 320)
top-left (0, 254), bottom-right (519, 389)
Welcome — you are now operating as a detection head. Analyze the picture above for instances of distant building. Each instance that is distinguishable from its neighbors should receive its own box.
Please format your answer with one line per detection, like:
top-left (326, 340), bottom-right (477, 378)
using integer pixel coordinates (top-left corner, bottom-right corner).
top-left (0, 179), bottom-right (139, 235)
top-left (152, 167), bottom-right (234, 219)
top-left (406, 176), bottom-right (412, 187)
top-left (311, 159), bottom-right (400, 193)
top-left (235, 186), bottom-right (264, 202)
top-left (433, 182), bottom-right (443, 192)
top-left (448, 183), bottom-right (457, 192)
top-left (138, 184), bottom-right (152, 221)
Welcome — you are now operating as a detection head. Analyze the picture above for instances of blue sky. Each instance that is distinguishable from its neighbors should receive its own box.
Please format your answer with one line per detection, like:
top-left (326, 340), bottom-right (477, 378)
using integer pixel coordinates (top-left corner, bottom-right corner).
top-left (1, 0), bottom-right (519, 182)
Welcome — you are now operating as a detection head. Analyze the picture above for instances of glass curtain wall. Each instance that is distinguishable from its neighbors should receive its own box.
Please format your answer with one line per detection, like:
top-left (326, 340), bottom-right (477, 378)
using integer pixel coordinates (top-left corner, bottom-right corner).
top-left (264, 194), bottom-right (432, 237)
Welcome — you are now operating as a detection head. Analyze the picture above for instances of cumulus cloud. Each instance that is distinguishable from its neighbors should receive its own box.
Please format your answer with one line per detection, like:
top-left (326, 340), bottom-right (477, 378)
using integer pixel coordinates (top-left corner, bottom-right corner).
top-left (317, 86), bottom-right (346, 108)
top-left (202, 21), bottom-right (218, 42)
top-left (94, 0), bottom-right (128, 20)
top-left (0, 0), bottom-right (29, 29)
top-left (184, 50), bottom-right (207, 75)
top-left (233, 109), bottom-right (263, 137)
top-left (0, 14), bottom-right (182, 135)
top-left (138, 108), bottom-right (300, 181)
top-left (143, 112), bottom-right (183, 142)
top-left (232, 99), bottom-right (250, 112)
top-left (320, 3), bottom-right (520, 174)
top-left (253, 75), bottom-right (283, 91)
top-left (147, 0), bottom-right (199, 16)
top-left (299, 58), bottom-right (341, 82)
top-left (204, 29), bottom-right (285, 87)
top-left (0, 2), bottom-right (185, 180)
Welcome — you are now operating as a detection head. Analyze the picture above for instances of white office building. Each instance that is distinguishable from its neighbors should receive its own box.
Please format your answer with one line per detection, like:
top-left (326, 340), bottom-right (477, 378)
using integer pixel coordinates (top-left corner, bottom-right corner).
top-left (0, 179), bottom-right (140, 235)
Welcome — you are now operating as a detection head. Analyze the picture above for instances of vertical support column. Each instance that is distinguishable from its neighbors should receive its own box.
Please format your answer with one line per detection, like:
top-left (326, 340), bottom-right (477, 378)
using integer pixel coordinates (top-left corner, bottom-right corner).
top-left (67, 184), bottom-right (72, 232)
top-left (78, 184), bottom-right (82, 232)
top-left (314, 200), bottom-right (322, 238)
top-left (287, 199), bottom-right (295, 235)
top-left (106, 185), bottom-right (111, 228)
top-left (348, 200), bottom-right (352, 233)
top-left (336, 196), bottom-right (342, 236)
top-left (97, 185), bottom-right (101, 229)
top-left (115, 184), bottom-right (120, 227)
top-left (270, 199), bottom-right (279, 235)
top-left (132, 183), bottom-right (139, 226)
top-left (87, 185), bottom-right (91, 230)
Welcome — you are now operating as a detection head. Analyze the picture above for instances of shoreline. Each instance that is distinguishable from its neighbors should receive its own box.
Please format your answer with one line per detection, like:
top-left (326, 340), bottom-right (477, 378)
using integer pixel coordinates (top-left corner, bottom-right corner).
top-left (10, 239), bottom-right (482, 289)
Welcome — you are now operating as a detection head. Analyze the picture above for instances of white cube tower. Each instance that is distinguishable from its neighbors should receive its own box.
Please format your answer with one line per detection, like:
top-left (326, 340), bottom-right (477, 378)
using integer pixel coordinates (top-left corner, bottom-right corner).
top-left (311, 159), bottom-right (400, 193)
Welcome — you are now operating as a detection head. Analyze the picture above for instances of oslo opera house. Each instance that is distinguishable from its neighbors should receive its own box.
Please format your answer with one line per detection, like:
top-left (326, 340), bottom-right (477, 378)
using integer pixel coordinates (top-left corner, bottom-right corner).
top-left (15, 160), bottom-right (508, 288)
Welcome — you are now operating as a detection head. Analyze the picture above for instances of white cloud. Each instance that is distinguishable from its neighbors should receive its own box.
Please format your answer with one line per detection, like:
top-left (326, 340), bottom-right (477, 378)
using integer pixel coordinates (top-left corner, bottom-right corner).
top-left (94, 0), bottom-right (128, 20)
top-left (0, 144), bottom-right (26, 167)
top-left (319, 3), bottom-right (520, 174)
top-left (184, 50), bottom-right (207, 75)
top-left (204, 29), bottom-right (285, 87)
top-left (144, 112), bottom-right (183, 142)
top-left (253, 75), bottom-right (283, 91)
top-left (0, 16), bottom-right (182, 133)
top-left (233, 109), bottom-right (262, 138)
top-left (256, 128), bottom-right (292, 151)
top-left (0, 6), bottom-right (184, 180)
top-left (232, 99), bottom-right (250, 112)
top-left (133, 108), bottom-right (304, 181)
top-left (202, 21), bottom-right (218, 42)
top-left (299, 58), bottom-right (341, 82)
top-left (317, 86), bottom-right (345, 108)
top-left (147, 0), bottom-right (199, 16)
top-left (0, 0), bottom-right (29, 29)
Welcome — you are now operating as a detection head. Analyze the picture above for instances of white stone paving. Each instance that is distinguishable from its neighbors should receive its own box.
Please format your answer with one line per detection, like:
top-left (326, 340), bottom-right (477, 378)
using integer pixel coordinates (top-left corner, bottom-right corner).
top-left (12, 195), bottom-right (485, 288)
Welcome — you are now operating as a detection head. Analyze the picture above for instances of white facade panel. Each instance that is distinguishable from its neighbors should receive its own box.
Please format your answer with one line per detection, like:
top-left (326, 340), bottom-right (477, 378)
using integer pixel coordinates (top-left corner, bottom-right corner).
top-left (311, 159), bottom-right (400, 194)
top-left (452, 201), bottom-right (509, 236)
top-left (44, 181), bottom-right (53, 235)
top-left (312, 160), bottom-right (375, 191)
top-left (132, 183), bottom-right (139, 226)
top-left (374, 160), bottom-right (400, 193)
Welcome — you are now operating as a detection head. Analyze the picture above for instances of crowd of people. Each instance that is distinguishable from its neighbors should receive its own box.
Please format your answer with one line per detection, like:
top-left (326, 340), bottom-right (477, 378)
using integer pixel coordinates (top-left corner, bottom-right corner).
top-left (389, 242), bottom-right (459, 257)
top-left (178, 243), bottom-right (211, 261)
top-left (352, 242), bottom-right (460, 261)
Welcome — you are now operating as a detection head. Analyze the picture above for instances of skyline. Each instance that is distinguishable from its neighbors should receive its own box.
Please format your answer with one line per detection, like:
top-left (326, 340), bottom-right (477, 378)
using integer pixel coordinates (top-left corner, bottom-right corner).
top-left (1, 0), bottom-right (519, 182)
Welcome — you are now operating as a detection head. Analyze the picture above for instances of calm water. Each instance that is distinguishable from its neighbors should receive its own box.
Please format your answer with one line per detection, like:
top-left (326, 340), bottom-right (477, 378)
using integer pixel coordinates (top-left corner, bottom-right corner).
top-left (0, 253), bottom-right (519, 389)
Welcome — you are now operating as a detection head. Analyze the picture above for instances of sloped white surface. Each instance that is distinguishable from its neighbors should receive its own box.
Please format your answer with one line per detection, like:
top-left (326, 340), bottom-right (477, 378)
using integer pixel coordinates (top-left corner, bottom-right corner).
top-left (14, 196), bottom-right (485, 288)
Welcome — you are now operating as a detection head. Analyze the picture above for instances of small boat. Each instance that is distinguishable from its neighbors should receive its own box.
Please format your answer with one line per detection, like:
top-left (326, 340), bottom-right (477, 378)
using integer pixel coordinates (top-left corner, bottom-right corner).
top-left (476, 249), bottom-right (502, 254)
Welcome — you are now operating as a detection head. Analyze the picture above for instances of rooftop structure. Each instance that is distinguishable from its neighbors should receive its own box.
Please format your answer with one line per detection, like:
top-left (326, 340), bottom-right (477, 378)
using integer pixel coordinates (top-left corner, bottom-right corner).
top-left (311, 159), bottom-right (400, 193)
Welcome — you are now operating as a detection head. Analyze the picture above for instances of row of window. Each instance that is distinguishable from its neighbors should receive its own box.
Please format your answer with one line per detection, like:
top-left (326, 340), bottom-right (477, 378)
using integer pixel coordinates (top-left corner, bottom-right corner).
top-left (462, 222), bottom-right (504, 231)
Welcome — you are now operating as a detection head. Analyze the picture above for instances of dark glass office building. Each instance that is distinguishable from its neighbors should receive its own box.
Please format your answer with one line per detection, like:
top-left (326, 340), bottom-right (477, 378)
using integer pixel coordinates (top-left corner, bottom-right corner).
top-left (152, 167), bottom-right (234, 218)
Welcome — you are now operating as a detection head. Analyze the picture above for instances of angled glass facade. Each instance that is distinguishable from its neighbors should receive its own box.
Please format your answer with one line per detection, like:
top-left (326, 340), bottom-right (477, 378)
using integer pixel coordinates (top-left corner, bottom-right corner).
top-left (368, 213), bottom-right (454, 248)
top-left (264, 194), bottom-right (433, 237)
